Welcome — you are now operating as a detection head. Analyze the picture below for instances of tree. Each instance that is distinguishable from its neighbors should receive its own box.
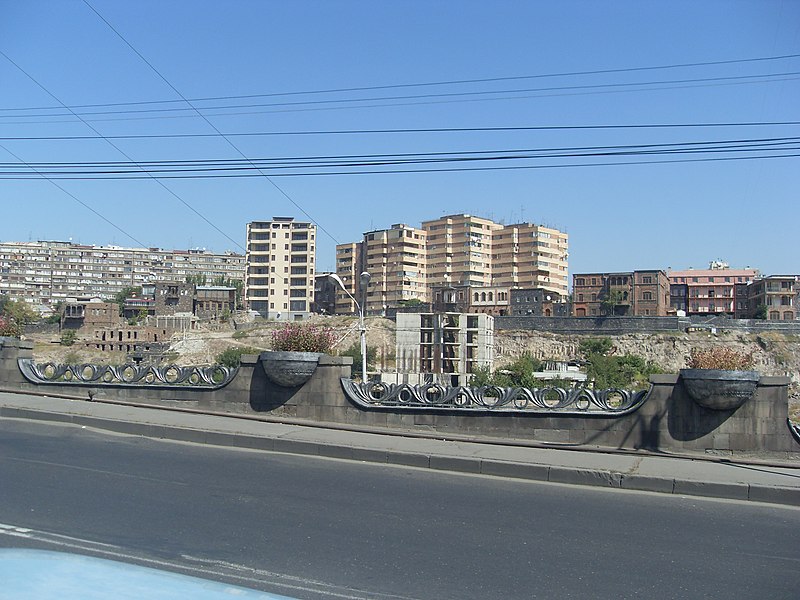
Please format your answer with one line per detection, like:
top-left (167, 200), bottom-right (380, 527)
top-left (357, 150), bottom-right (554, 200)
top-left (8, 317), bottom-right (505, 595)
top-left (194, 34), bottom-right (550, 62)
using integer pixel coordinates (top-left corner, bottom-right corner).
top-left (398, 298), bottom-right (425, 307)
top-left (600, 289), bottom-right (626, 316)
top-left (467, 353), bottom-right (543, 388)
top-left (60, 329), bottom-right (77, 346)
top-left (0, 298), bottom-right (38, 337)
top-left (339, 342), bottom-right (378, 378)
top-left (753, 304), bottom-right (767, 320)
top-left (186, 274), bottom-right (207, 286)
top-left (113, 286), bottom-right (142, 316)
top-left (578, 337), bottom-right (613, 357)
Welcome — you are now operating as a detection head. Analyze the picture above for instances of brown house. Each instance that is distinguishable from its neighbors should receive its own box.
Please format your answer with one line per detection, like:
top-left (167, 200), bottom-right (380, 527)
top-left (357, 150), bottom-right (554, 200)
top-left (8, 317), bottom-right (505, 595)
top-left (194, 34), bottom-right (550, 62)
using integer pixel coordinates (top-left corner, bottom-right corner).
top-left (573, 270), bottom-right (670, 317)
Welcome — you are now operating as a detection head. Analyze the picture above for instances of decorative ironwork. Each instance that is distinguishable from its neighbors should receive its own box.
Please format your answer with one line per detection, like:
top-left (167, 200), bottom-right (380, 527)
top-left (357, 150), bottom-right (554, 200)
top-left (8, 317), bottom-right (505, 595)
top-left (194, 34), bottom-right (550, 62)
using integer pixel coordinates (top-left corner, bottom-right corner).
top-left (789, 419), bottom-right (800, 446)
top-left (341, 379), bottom-right (648, 416)
top-left (18, 358), bottom-right (236, 389)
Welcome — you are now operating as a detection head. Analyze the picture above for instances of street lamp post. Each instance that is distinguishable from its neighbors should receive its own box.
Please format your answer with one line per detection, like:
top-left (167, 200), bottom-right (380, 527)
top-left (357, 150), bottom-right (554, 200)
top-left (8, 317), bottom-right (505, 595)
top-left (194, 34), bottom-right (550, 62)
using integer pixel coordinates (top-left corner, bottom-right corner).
top-left (328, 272), bottom-right (371, 381)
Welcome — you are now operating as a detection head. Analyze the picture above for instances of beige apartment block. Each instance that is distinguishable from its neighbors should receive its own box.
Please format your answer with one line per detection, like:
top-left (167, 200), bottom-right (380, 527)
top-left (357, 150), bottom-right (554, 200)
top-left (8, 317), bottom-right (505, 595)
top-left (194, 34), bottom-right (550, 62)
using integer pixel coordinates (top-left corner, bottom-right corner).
top-left (245, 217), bottom-right (316, 320)
top-left (335, 223), bottom-right (427, 315)
top-left (492, 222), bottom-right (569, 295)
top-left (0, 240), bottom-right (244, 312)
top-left (422, 214), bottom-right (500, 289)
top-left (747, 275), bottom-right (798, 321)
top-left (333, 214), bottom-right (569, 316)
top-left (363, 224), bottom-right (427, 314)
top-left (334, 242), bottom-right (362, 315)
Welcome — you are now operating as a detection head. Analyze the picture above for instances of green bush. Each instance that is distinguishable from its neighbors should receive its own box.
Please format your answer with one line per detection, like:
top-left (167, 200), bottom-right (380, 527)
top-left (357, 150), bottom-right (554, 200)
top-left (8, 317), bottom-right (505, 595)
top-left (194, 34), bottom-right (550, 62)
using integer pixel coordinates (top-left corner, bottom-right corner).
top-left (215, 346), bottom-right (262, 368)
top-left (579, 337), bottom-right (613, 357)
top-left (468, 353), bottom-right (543, 388)
top-left (584, 353), bottom-right (662, 390)
top-left (338, 342), bottom-right (378, 378)
top-left (60, 329), bottom-right (77, 346)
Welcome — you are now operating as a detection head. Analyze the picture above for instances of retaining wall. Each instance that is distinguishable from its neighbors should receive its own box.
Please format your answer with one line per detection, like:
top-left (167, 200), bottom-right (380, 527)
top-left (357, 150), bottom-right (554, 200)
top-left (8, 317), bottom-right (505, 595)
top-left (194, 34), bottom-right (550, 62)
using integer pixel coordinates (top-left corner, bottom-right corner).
top-left (494, 315), bottom-right (800, 335)
top-left (0, 337), bottom-right (796, 458)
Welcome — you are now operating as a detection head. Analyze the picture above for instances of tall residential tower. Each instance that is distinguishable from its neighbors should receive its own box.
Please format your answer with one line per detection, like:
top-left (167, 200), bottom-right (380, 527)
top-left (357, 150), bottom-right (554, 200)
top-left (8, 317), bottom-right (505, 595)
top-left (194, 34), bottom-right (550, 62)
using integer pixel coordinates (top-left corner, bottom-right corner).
top-left (245, 217), bottom-right (316, 320)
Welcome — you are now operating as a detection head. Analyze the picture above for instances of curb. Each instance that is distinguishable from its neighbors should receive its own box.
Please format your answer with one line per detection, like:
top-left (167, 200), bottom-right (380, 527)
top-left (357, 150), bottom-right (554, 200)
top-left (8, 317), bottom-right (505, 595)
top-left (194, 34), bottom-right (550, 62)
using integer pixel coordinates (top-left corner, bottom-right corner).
top-left (3, 405), bottom-right (799, 508)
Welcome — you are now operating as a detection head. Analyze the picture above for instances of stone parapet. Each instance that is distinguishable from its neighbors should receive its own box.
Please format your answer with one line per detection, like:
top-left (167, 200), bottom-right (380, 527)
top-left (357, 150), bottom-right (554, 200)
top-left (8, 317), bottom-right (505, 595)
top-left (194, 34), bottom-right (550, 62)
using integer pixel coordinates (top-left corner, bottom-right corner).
top-left (0, 340), bottom-right (796, 458)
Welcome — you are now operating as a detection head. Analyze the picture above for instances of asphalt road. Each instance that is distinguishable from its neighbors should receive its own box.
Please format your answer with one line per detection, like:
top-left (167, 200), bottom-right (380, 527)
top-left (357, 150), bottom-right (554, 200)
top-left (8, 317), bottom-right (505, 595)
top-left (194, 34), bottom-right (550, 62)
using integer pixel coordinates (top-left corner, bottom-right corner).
top-left (1, 418), bottom-right (799, 600)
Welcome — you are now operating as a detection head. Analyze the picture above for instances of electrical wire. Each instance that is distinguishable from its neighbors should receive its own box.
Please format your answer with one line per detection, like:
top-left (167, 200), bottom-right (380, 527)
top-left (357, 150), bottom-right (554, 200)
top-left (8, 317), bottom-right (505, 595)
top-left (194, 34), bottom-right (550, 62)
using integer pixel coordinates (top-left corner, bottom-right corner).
top-left (2, 137), bottom-right (797, 171)
top-left (2, 121), bottom-right (799, 142)
top-left (0, 49), bottom-right (245, 253)
top-left (3, 74), bottom-right (798, 125)
top-left (0, 141), bottom-right (149, 247)
top-left (2, 150), bottom-right (796, 180)
top-left (82, 0), bottom-right (341, 246)
top-left (3, 71), bottom-right (798, 120)
top-left (2, 52), bottom-right (798, 112)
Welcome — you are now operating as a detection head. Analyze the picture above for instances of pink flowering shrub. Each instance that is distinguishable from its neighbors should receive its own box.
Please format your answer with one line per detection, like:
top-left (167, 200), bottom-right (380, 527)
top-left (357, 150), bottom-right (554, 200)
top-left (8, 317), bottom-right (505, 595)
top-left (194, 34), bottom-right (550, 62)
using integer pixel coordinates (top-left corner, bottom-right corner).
top-left (0, 315), bottom-right (22, 338)
top-left (271, 322), bottom-right (335, 353)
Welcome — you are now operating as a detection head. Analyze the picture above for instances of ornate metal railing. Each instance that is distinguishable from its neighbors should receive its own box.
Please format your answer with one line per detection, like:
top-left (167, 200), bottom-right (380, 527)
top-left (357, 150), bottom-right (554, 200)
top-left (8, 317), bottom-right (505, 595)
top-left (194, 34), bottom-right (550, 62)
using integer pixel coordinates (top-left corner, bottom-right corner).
top-left (18, 358), bottom-right (236, 389)
top-left (789, 419), bottom-right (800, 446)
top-left (341, 379), bottom-right (649, 416)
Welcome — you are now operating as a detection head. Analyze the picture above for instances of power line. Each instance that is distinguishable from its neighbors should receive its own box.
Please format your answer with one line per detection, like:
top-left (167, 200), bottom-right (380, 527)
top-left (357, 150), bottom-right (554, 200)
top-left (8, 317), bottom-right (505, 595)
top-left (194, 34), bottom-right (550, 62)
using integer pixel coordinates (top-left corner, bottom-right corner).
top-left (3, 71), bottom-right (798, 120)
top-left (2, 150), bottom-right (796, 180)
top-left (2, 52), bottom-right (799, 112)
top-left (0, 142), bottom-right (149, 247)
top-left (5, 76), bottom-right (797, 125)
top-left (82, 0), bottom-right (341, 246)
top-left (3, 136), bottom-right (797, 170)
top-left (0, 49), bottom-right (245, 253)
top-left (3, 121), bottom-right (799, 142)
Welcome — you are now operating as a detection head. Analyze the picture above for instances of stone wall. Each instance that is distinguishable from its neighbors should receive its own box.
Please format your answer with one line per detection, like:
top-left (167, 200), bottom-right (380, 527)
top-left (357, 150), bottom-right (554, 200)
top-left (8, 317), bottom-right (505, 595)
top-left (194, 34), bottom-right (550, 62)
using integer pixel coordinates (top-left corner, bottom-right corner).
top-left (495, 315), bottom-right (800, 335)
top-left (0, 337), bottom-right (796, 458)
top-left (495, 316), bottom-right (685, 334)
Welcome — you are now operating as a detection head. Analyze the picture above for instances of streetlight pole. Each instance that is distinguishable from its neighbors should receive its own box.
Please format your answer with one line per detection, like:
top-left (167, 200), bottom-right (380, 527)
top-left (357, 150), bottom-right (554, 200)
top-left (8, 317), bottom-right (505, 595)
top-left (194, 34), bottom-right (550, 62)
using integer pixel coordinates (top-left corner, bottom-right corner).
top-left (359, 271), bottom-right (371, 382)
top-left (328, 272), bottom-right (371, 382)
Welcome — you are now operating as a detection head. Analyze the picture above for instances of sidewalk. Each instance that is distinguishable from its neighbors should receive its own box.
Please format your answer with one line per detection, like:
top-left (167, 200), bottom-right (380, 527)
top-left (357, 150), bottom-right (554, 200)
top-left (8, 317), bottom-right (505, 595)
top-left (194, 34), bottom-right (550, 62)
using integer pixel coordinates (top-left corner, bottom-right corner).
top-left (1, 389), bottom-right (799, 507)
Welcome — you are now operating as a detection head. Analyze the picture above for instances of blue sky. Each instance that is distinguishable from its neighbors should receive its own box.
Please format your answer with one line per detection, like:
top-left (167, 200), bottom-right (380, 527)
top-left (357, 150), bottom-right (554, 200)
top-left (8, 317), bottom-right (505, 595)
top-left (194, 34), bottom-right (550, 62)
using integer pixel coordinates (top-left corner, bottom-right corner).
top-left (0, 0), bottom-right (798, 276)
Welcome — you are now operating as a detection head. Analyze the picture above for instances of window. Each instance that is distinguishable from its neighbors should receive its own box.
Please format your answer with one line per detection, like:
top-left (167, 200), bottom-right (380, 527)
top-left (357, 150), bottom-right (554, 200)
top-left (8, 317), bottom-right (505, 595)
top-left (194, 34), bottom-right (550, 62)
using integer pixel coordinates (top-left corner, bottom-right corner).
top-left (578, 294), bottom-right (584, 302)
top-left (642, 291), bottom-right (653, 301)
top-left (642, 276), bottom-right (652, 284)
top-left (591, 293), bottom-right (597, 301)
top-left (576, 278), bottom-right (585, 286)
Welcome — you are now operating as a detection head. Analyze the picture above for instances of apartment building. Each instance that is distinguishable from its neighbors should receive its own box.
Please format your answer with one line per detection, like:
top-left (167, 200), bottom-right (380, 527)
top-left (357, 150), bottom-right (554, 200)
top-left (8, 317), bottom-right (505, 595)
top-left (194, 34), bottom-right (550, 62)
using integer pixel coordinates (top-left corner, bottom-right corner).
top-left (747, 275), bottom-right (797, 321)
top-left (362, 223), bottom-right (427, 315)
top-left (422, 214), bottom-right (499, 289)
top-left (491, 222), bottom-right (569, 295)
top-left (0, 240), bottom-right (244, 311)
top-left (333, 242), bottom-right (362, 315)
top-left (668, 263), bottom-right (759, 316)
top-left (244, 218), bottom-right (316, 320)
top-left (333, 214), bottom-right (568, 316)
top-left (572, 270), bottom-right (670, 316)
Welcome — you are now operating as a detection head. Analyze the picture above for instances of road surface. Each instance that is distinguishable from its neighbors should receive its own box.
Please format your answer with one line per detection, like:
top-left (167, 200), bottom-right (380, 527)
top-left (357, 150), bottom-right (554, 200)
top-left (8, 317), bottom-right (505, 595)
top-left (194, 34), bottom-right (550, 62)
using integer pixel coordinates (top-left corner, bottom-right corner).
top-left (1, 418), bottom-right (798, 599)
